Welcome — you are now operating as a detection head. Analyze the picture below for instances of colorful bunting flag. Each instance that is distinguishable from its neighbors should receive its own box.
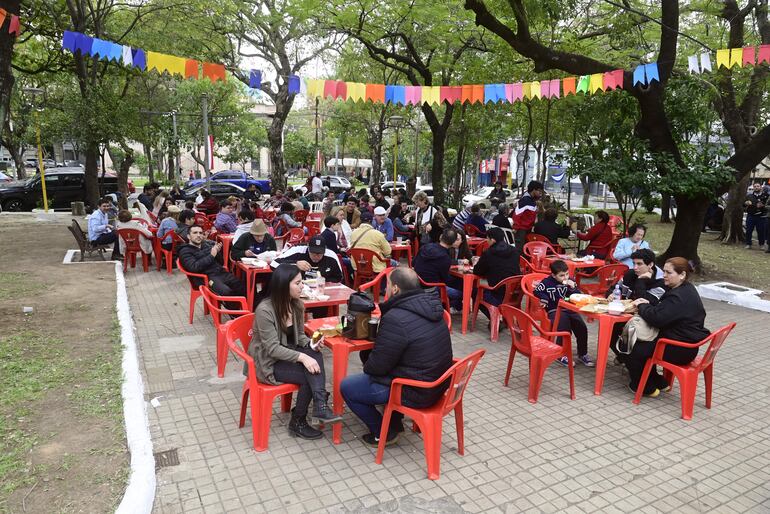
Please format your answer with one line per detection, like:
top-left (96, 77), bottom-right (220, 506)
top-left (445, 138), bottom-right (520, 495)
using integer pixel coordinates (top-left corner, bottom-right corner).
top-left (540, 80), bottom-right (550, 98)
top-left (122, 46), bottom-right (133, 67)
top-left (288, 75), bottom-right (300, 94)
top-left (729, 48), bottom-right (742, 68)
top-left (62, 30), bottom-right (76, 52)
top-left (632, 66), bottom-right (645, 86)
top-left (202, 62), bottom-right (225, 82)
top-left (365, 83), bottom-right (385, 103)
top-left (716, 49), bottom-right (730, 69)
top-left (0, 9), bottom-right (5, 28)
top-left (511, 82), bottom-right (523, 102)
top-left (306, 79), bottom-right (324, 99)
top-left (688, 55), bottom-right (700, 74)
top-left (471, 85), bottom-right (484, 104)
top-left (324, 80), bottom-right (338, 99)
top-left (577, 75), bottom-right (590, 93)
top-left (589, 74), bottom-right (603, 93)
top-left (147, 52), bottom-right (186, 77)
top-left (700, 52), bottom-right (712, 72)
top-left (461, 85), bottom-right (473, 104)
top-left (132, 49), bottom-right (146, 70)
top-left (522, 82), bottom-right (532, 99)
top-left (8, 15), bottom-right (19, 36)
top-left (562, 77), bottom-right (576, 96)
top-left (441, 86), bottom-right (462, 104)
top-left (335, 80), bottom-right (347, 100)
top-left (347, 82), bottom-right (366, 102)
top-left (185, 59), bottom-right (199, 79)
top-left (249, 70), bottom-right (261, 89)
top-left (405, 85), bottom-right (421, 105)
top-left (742, 46), bottom-right (755, 66)
top-left (532, 81), bottom-right (542, 99)
top-left (548, 79), bottom-right (561, 98)
top-left (644, 63), bottom-right (659, 83)
top-left (759, 45), bottom-right (770, 65)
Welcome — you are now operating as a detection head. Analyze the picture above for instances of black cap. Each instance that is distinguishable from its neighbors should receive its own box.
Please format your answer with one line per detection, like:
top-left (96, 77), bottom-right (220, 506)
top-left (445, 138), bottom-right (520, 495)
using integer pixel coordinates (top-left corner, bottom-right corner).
top-left (360, 211), bottom-right (374, 223)
top-left (308, 235), bottom-right (326, 253)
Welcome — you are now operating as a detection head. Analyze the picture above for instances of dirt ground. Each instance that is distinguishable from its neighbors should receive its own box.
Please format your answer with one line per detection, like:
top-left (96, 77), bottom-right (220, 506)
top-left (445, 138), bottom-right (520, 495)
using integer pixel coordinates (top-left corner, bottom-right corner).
top-left (0, 213), bottom-right (127, 513)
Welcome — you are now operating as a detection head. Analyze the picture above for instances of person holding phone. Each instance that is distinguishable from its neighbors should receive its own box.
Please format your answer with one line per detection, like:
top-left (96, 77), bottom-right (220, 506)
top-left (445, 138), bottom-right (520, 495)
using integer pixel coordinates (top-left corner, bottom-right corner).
top-left (249, 264), bottom-right (341, 440)
top-left (613, 223), bottom-right (651, 268)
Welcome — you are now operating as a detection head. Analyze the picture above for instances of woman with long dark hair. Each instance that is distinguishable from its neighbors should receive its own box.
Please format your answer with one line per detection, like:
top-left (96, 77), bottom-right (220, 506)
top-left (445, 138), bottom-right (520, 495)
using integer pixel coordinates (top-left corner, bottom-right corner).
top-left (249, 264), bottom-right (341, 439)
top-left (576, 209), bottom-right (614, 258)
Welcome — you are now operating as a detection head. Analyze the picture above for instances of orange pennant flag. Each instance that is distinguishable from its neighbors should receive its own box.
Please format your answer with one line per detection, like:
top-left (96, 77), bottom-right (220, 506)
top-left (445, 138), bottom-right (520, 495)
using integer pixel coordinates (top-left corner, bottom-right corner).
top-left (0, 9), bottom-right (6, 28)
top-left (365, 83), bottom-right (385, 103)
top-left (562, 77), bottom-right (576, 96)
top-left (185, 59), bottom-right (199, 79)
top-left (471, 85), bottom-right (484, 104)
top-left (202, 62), bottom-right (225, 82)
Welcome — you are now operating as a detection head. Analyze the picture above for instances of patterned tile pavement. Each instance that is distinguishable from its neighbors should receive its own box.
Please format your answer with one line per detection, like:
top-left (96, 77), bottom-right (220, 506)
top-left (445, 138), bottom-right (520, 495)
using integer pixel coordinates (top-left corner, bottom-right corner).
top-left (123, 269), bottom-right (770, 513)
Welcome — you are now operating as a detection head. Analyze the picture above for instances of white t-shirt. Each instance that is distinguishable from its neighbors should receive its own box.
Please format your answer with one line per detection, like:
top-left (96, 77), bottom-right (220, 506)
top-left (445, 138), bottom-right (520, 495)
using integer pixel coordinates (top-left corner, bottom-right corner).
top-left (311, 176), bottom-right (323, 194)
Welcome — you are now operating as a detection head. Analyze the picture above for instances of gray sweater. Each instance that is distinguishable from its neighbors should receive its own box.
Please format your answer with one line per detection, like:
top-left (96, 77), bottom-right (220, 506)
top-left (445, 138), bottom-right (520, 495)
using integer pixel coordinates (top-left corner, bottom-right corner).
top-left (248, 298), bottom-right (310, 385)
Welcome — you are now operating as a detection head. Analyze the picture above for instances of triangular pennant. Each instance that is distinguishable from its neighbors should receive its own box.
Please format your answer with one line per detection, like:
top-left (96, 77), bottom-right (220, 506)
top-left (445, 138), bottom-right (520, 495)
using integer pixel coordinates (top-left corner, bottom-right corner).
top-left (632, 66), bottom-right (646, 86)
top-left (62, 30), bottom-right (76, 51)
top-left (729, 48), bottom-right (742, 68)
top-left (759, 45), bottom-right (770, 65)
top-left (688, 55), bottom-right (700, 74)
top-left (185, 59), bottom-right (199, 79)
top-left (577, 75), bottom-right (590, 93)
top-left (549, 79), bottom-right (560, 98)
top-left (288, 75), bottom-right (300, 95)
top-left (700, 52), bottom-right (712, 72)
top-left (716, 49), bottom-right (730, 69)
top-left (122, 46), bottom-right (133, 67)
top-left (644, 63), bottom-right (659, 83)
top-left (8, 15), bottom-right (20, 36)
top-left (742, 46), bottom-right (755, 66)
top-left (562, 77), bottom-right (576, 96)
top-left (471, 85), bottom-right (484, 104)
top-left (249, 70), bottom-right (261, 89)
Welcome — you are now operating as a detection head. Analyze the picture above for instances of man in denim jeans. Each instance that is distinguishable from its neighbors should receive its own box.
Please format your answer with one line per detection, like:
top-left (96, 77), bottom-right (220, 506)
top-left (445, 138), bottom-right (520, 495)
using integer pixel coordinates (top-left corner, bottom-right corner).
top-left (340, 268), bottom-right (453, 446)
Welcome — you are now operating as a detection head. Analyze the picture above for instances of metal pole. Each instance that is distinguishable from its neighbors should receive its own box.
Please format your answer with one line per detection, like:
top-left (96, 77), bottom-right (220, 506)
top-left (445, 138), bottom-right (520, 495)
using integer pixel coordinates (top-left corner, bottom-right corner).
top-left (314, 98), bottom-right (320, 172)
top-left (202, 94), bottom-right (210, 187)
top-left (393, 126), bottom-right (399, 185)
top-left (35, 110), bottom-right (48, 212)
top-left (172, 111), bottom-right (181, 183)
top-left (413, 123), bottom-right (418, 185)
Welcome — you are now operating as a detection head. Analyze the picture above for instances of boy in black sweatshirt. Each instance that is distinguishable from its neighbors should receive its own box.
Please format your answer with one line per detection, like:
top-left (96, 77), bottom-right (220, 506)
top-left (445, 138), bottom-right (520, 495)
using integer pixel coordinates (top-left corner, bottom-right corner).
top-left (534, 260), bottom-right (594, 366)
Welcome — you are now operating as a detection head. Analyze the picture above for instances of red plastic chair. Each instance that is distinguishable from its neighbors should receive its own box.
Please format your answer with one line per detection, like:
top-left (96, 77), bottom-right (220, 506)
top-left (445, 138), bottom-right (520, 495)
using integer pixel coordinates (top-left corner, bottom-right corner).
top-left (633, 323), bottom-right (736, 420)
top-left (274, 227), bottom-right (305, 249)
top-left (117, 228), bottom-right (150, 272)
top-left (358, 267), bottom-right (397, 303)
top-left (519, 256), bottom-right (533, 275)
top-left (304, 220), bottom-right (321, 239)
top-left (225, 314), bottom-right (299, 452)
top-left (608, 215), bottom-right (623, 237)
top-left (463, 224), bottom-right (482, 237)
top-left (350, 248), bottom-right (391, 290)
top-left (146, 211), bottom-right (158, 224)
top-left (200, 286), bottom-right (251, 377)
top-left (575, 263), bottom-right (627, 296)
top-left (471, 275), bottom-right (523, 342)
top-left (500, 305), bottom-right (575, 403)
top-left (417, 276), bottom-right (450, 312)
top-left (177, 258), bottom-right (210, 324)
top-left (375, 349), bottom-right (485, 480)
top-left (262, 210), bottom-right (277, 223)
top-left (526, 233), bottom-right (564, 253)
top-left (156, 231), bottom-right (185, 274)
top-left (584, 236), bottom-right (621, 261)
top-left (293, 209), bottom-right (309, 223)
top-left (520, 273), bottom-right (551, 331)
top-left (194, 213), bottom-right (213, 232)
top-left (473, 239), bottom-right (489, 257)
top-left (307, 212), bottom-right (323, 221)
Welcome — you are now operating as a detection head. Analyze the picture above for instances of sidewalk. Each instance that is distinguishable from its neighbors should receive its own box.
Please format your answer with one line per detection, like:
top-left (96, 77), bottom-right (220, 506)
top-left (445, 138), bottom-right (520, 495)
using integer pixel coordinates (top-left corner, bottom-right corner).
top-left (124, 270), bottom-right (770, 513)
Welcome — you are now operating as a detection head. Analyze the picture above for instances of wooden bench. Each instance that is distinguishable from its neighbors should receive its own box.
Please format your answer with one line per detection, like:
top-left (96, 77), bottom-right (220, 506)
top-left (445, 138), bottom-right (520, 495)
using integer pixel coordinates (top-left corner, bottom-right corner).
top-left (68, 219), bottom-right (111, 261)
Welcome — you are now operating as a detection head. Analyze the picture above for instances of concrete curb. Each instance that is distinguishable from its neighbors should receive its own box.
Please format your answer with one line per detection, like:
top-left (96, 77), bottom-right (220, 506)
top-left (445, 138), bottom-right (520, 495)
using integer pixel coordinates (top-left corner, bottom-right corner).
top-left (114, 262), bottom-right (156, 514)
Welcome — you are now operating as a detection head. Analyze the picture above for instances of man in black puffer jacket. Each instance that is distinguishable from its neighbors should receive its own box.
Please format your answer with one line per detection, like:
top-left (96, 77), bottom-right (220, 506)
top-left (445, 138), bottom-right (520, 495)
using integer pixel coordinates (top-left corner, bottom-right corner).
top-left (341, 267), bottom-right (453, 446)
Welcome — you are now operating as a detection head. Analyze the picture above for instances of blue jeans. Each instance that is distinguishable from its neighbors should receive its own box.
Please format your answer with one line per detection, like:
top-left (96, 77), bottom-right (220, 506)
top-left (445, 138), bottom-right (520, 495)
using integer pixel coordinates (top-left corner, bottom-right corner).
top-left (341, 373), bottom-right (403, 436)
top-left (745, 215), bottom-right (767, 246)
top-left (446, 286), bottom-right (463, 310)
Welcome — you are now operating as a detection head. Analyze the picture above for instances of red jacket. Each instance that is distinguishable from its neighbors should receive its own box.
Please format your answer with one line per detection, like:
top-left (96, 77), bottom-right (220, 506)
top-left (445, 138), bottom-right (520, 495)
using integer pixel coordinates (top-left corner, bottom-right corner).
top-left (512, 193), bottom-right (538, 231)
top-left (577, 222), bottom-right (614, 258)
top-left (198, 197), bottom-right (219, 215)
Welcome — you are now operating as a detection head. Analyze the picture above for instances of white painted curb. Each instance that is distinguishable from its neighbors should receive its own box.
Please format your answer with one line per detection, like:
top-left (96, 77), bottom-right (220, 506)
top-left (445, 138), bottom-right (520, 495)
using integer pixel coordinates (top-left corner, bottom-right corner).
top-left (114, 262), bottom-right (156, 514)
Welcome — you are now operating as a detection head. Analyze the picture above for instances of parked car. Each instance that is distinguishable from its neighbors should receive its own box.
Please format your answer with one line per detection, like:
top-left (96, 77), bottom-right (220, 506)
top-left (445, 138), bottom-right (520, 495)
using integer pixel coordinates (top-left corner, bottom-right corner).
top-left (0, 168), bottom-right (122, 211)
top-left (181, 181), bottom-right (246, 202)
top-left (462, 186), bottom-right (516, 209)
top-left (321, 175), bottom-right (352, 193)
top-left (0, 171), bottom-right (12, 182)
top-left (380, 181), bottom-right (406, 194)
top-left (186, 170), bottom-right (271, 193)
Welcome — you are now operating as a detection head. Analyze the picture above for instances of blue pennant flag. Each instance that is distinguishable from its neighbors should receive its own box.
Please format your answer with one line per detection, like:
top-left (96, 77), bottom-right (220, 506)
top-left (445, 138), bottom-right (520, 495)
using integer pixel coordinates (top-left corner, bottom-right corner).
top-left (644, 63), bottom-right (660, 83)
top-left (249, 70), bottom-right (261, 89)
top-left (288, 75), bottom-right (300, 94)
top-left (632, 65), bottom-right (646, 86)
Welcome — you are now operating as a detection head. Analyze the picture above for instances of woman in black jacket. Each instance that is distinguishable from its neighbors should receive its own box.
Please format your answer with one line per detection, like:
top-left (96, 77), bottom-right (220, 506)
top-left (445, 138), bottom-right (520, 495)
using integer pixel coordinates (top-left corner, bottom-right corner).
top-left (626, 257), bottom-right (710, 397)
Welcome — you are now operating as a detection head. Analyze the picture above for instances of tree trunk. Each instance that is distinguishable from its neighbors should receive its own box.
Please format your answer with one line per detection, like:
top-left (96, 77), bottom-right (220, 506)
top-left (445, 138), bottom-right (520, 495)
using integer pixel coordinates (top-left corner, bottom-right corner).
top-left (0, 0), bottom-right (18, 137)
top-left (721, 174), bottom-right (750, 243)
top-left (84, 143), bottom-right (100, 208)
top-left (430, 126), bottom-right (447, 206)
top-left (167, 152), bottom-right (174, 183)
top-left (143, 143), bottom-right (154, 183)
top-left (522, 103), bottom-right (533, 194)
top-left (657, 195), bottom-right (709, 270)
top-left (580, 175), bottom-right (590, 207)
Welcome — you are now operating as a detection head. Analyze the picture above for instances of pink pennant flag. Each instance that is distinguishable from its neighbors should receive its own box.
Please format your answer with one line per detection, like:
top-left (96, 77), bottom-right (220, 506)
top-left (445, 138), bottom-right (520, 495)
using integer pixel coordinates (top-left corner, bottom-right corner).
top-left (602, 71), bottom-right (615, 90)
top-left (405, 85), bottom-right (421, 105)
top-left (510, 82), bottom-right (523, 102)
top-left (742, 46), bottom-right (755, 66)
top-left (540, 80), bottom-right (551, 98)
top-left (549, 79), bottom-right (560, 98)
top-left (759, 45), bottom-right (770, 64)
top-left (612, 70), bottom-right (624, 89)
top-left (8, 14), bottom-right (20, 36)
top-left (505, 84), bottom-right (514, 103)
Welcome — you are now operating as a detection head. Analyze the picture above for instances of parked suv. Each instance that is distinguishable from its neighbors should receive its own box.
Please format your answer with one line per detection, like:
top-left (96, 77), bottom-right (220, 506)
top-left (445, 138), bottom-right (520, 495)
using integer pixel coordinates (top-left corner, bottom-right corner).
top-left (0, 168), bottom-right (121, 211)
top-left (186, 170), bottom-right (271, 193)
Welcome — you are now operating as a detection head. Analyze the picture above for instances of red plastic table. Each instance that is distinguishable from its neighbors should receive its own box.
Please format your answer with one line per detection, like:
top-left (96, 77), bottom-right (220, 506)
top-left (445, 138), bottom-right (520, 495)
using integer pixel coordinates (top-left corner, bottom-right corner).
top-left (449, 265), bottom-right (480, 335)
top-left (303, 283), bottom-right (355, 316)
top-left (234, 260), bottom-right (273, 306)
top-left (466, 236), bottom-right (486, 251)
top-left (304, 316), bottom-right (373, 444)
top-left (545, 255), bottom-right (605, 277)
top-left (217, 233), bottom-right (234, 271)
top-left (389, 241), bottom-right (413, 265)
top-left (552, 299), bottom-right (632, 395)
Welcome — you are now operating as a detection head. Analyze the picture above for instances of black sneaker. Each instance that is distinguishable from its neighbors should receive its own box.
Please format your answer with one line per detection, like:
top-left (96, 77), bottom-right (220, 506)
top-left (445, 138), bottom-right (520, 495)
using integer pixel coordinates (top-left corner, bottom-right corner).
top-left (362, 431), bottom-right (400, 447)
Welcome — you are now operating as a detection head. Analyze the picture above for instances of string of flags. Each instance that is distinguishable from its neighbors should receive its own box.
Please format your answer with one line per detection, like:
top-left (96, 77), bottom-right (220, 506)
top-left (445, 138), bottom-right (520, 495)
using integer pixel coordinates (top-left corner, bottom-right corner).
top-left (0, 8), bottom-right (21, 36)
top-left (59, 30), bottom-right (770, 106)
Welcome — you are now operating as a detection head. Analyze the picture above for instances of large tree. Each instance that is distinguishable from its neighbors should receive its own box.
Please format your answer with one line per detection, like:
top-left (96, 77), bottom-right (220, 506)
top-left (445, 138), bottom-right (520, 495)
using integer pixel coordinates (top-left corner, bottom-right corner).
top-left (463, 0), bottom-right (770, 267)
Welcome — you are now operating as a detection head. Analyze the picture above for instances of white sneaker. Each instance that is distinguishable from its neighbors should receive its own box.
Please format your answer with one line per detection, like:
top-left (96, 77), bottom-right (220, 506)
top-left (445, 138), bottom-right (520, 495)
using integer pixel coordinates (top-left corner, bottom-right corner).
top-left (450, 307), bottom-right (461, 315)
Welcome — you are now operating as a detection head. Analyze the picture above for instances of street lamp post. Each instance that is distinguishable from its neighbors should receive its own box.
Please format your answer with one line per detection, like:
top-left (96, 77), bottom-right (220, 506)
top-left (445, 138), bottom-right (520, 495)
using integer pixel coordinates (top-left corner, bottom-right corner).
top-left (24, 88), bottom-right (48, 212)
top-left (388, 115), bottom-right (404, 186)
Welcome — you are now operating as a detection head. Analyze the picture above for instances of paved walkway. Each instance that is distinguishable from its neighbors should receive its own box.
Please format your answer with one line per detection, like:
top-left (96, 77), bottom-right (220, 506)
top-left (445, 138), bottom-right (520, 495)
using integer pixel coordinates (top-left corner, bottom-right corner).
top-left (124, 269), bottom-right (770, 513)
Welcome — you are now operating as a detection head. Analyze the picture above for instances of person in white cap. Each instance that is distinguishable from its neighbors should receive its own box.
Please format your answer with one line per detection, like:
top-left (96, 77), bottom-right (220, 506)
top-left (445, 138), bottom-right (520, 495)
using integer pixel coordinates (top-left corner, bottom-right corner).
top-left (372, 206), bottom-right (394, 242)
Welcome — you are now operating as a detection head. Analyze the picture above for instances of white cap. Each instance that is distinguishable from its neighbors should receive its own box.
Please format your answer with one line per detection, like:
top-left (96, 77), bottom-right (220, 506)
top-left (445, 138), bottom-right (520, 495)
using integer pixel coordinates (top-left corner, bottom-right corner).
top-left (374, 206), bottom-right (387, 216)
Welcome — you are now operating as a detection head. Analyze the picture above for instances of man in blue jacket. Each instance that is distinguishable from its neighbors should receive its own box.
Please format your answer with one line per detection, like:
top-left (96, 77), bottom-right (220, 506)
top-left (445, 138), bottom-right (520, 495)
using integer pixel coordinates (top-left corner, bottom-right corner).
top-left (341, 267), bottom-right (453, 446)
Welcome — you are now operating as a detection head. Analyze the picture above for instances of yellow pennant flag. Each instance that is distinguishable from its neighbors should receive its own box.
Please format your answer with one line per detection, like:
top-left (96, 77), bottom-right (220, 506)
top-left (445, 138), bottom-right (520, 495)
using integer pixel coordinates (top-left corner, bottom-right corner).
top-left (522, 82), bottom-right (532, 99)
top-left (306, 79), bottom-right (324, 99)
top-left (427, 86), bottom-right (441, 105)
top-left (716, 49), bottom-right (730, 69)
top-left (589, 73), bottom-right (603, 93)
top-left (146, 52), bottom-right (185, 76)
top-left (531, 81), bottom-right (541, 99)
top-left (729, 48), bottom-right (742, 68)
top-left (347, 82), bottom-right (366, 102)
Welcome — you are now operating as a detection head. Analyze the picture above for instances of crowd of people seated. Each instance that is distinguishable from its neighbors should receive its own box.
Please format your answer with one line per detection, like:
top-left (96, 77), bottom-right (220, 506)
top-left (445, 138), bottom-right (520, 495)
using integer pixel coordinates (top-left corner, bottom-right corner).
top-left (102, 176), bottom-right (716, 445)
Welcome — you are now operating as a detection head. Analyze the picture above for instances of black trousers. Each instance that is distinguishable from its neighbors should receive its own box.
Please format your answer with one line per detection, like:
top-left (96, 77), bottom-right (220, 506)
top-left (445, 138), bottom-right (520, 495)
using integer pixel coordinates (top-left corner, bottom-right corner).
top-left (273, 347), bottom-right (327, 417)
top-left (625, 340), bottom-right (698, 393)
top-left (548, 310), bottom-right (588, 356)
top-left (514, 229), bottom-right (528, 249)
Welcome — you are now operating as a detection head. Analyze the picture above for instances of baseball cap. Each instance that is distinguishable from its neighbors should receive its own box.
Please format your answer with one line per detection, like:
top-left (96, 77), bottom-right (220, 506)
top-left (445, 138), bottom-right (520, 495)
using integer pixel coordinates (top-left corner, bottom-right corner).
top-left (373, 206), bottom-right (387, 216)
top-left (308, 235), bottom-right (326, 253)
top-left (360, 211), bottom-right (374, 223)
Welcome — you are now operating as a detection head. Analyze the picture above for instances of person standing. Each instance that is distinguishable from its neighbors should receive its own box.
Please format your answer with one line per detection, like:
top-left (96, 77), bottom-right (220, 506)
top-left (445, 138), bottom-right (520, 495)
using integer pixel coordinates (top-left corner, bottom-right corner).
top-left (249, 264), bottom-right (341, 439)
top-left (744, 182), bottom-right (768, 249)
top-left (340, 268), bottom-right (453, 445)
top-left (512, 180), bottom-right (544, 248)
top-left (311, 172), bottom-right (324, 199)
